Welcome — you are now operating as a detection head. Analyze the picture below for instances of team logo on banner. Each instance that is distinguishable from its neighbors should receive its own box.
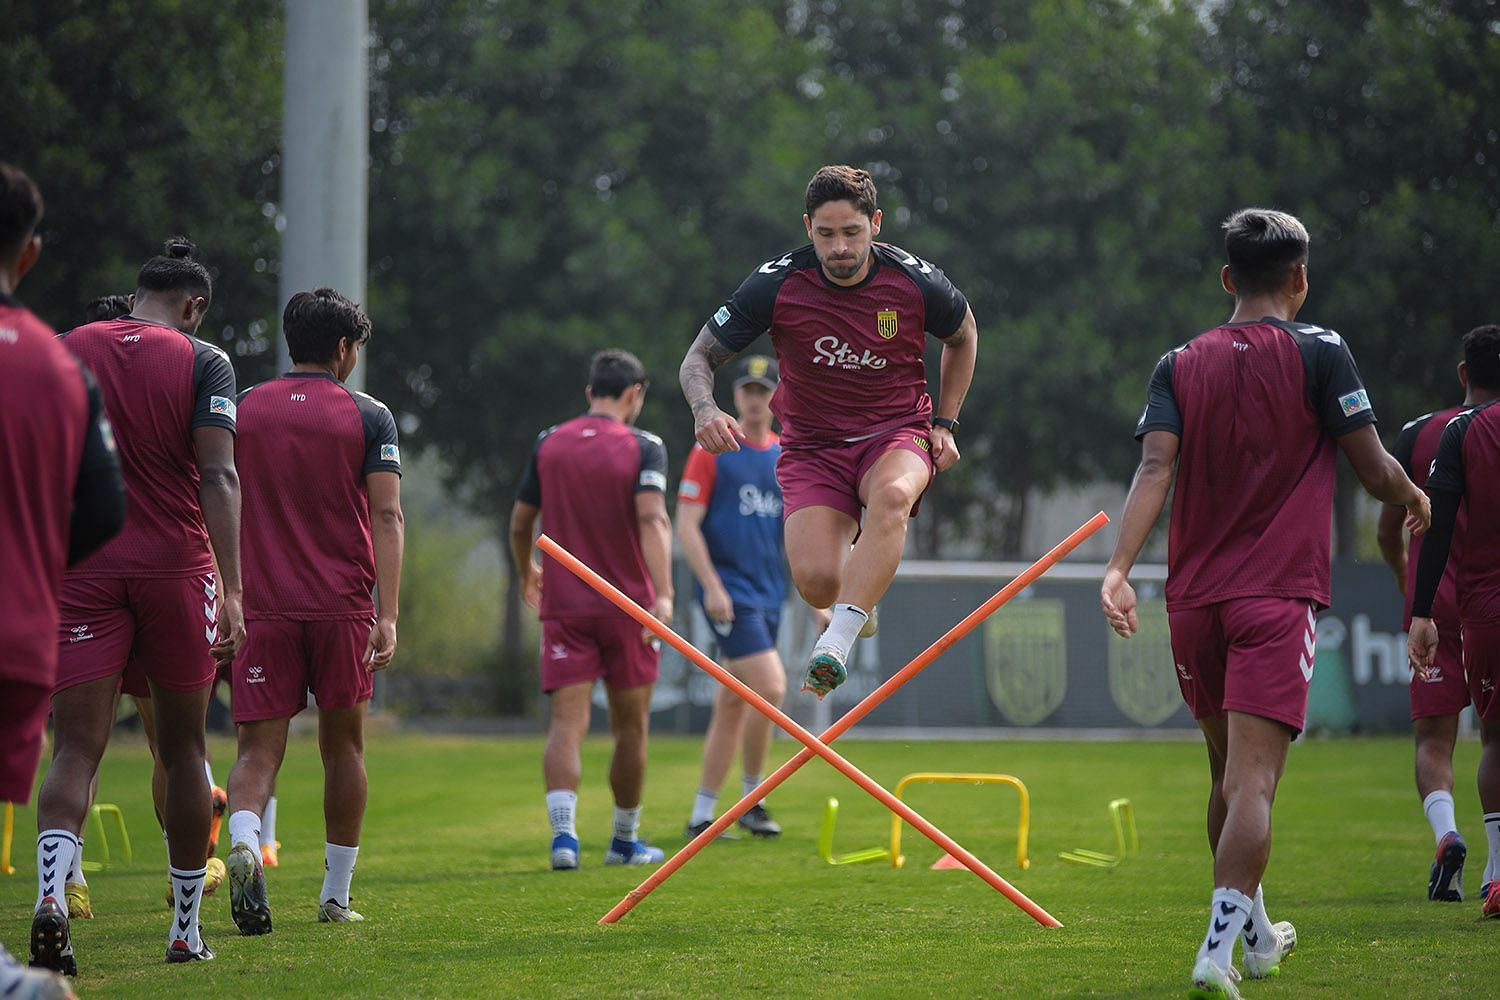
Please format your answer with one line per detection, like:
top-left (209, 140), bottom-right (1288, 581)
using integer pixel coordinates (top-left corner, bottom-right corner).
top-left (1107, 599), bottom-right (1183, 726)
top-left (984, 599), bottom-right (1067, 726)
top-left (876, 310), bottom-right (899, 340)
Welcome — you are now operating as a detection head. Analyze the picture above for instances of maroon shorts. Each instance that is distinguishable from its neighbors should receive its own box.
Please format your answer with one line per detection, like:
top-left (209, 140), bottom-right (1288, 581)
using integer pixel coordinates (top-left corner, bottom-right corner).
top-left (778, 422), bottom-right (935, 523)
top-left (540, 616), bottom-right (660, 694)
top-left (1410, 619), bottom-right (1468, 720)
top-left (0, 679), bottom-right (52, 804)
top-left (232, 618), bottom-right (375, 723)
top-left (56, 573), bottom-right (218, 694)
top-left (1168, 598), bottom-right (1318, 734)
top-left (1461, 620), bottom-right (1500, 721)
top-left (119, 657), bottom-right (150, 698)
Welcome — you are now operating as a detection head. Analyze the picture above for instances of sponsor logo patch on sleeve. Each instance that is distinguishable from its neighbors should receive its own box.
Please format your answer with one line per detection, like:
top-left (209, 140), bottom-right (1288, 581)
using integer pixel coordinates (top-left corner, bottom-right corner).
top-left (1338, 389), bottom-right (1371, 417)
top-left (712, 305), bottom-right (731, 327)
top-left (639, 470), bottom-right (667, 491)
top-left (209, 395), bottom-right (236, 419)
top-left (380, 443), bottom-right (400, 463)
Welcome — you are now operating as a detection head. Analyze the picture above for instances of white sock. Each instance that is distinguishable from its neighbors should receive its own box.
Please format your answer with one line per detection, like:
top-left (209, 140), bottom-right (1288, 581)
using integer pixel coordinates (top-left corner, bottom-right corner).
top-left (1195, 887), bottom-right (1250, 971)
top-left (814, 603), bottom-right (869, 660)
top-left (228, 810), bottom-right (261, 854)
top-left (321, 843), bottom-right (358, 908)
top-left (168, 866), bottom-right (207, 950)
top-left (1423, 790), bottom-right (1458, 844)
top-left (1484, 812), bottom-right (1500, 886)
top-left (261, 796), bottom-right (278, 847)
top-left (613, 804), bottom-right (642, 843)
top-left (203, 759), bottom-right (217, 788)
top-left (690, 789), bottom-right (718, 826)
top-left (66, 837), bottom-right (86, 887)
top-left (35, 831), bottom-right (79, 915)
top-left (1242, 885), bottom-right (1276, 955)
top-left (546, 789), bottom-right (577, 839)
top-left (743, 774), bottom-right (762, 800)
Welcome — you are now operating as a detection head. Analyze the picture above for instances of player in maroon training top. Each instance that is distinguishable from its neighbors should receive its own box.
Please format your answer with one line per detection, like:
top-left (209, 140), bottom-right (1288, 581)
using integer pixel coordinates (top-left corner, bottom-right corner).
top-left (223, 288), bottom-right (404, 933)
top-left (0, 161), bottom-right (123, 997)
top-left (1100, 208), bottom-right (1429, 995)
top-left (509, 350), bottom-right (674, 870)
top-left (1410, 335), bottom-right (1500, 919)
top-left (679, 165), bottom-right (978, 700)
top-left (35, 237), bottom-right (245, 971)
top-left (1378, 325), bottom-right (1500, 903)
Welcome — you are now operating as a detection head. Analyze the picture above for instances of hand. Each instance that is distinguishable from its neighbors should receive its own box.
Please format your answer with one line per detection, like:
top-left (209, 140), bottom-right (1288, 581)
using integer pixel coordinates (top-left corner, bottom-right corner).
top-left (210, 593), bottom-right (245, 662)
top-left (644, 595), bottom-right (673, 647)
top-left (1100, 567), bottom-right (1139, 638)
top-left (364, 616), bottom-right (398, 671)
top-left (704, 585), bottom-right (735, 625)
top-left (695, 408), bottom-right (743, 455)
top-left (930, 426), bottom-right (960, 472)
top-left (1408, 616), bottom-right (1438, 676)
top-left (522, 560), bottom-right (543, 609)
top-left (811, 605), bottom-right (833, 631)
top-left (1405, 492), bottom-right (1431, 536)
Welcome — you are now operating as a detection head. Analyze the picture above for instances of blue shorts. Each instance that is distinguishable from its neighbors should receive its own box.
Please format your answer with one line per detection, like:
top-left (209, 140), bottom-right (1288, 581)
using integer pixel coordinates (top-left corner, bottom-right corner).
top-left (703, 603), bottom-right (782, 660)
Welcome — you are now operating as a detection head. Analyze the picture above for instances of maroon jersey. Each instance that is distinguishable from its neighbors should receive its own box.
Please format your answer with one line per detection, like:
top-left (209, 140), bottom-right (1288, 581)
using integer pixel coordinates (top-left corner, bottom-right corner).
top-left (706, 243), bottom-right (968, 448)
top-left (60, 316), bottom-right (237, 578)
top-left (517, 414), bottom-right (668, 619)
top-left (1136, 318), bottom-right (1376, 611)
top-left (1425, 401), bottom-right (1500, 622)
top-left (0, 296), bottom-right (118, 684)
top-left (236, 372), bottom-right (402, 619)
top-left (1393, 406), bottom-right (1465, 629)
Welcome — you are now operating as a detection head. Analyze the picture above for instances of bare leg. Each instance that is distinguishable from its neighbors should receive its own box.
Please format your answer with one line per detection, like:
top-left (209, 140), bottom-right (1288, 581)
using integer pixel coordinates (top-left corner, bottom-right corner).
top-left (839, 449), bottom-right (930, 611)
top-left (785, 507), bottom-right (859, 609)
top-left (1415, 714), bottom-right (1460, 800)
top-left (604, 683), bottom-right (654, 809)
top-left (227, 718), bottom-right (290, 821)
top-left (696, 684), bottom-right (748, 795)
top-left (148, 682), bottom-right (213, 872)
top-left (542, 683), bottom-right (593, 793)
top-left (1197, 715), bottom-right (1229, 854)
top-left (319, 705), bottom-right (367, 847)
top-left (37, 676), bottom-right (119, 838)
top-left (733, 650), bottom-right (786, 779)
top-left (1479, 713), bottom-right (1500, 817)
top-left (1213, 711), bottom-right (1292, 893)
top-left (133, 695), bottom-right (167, 828)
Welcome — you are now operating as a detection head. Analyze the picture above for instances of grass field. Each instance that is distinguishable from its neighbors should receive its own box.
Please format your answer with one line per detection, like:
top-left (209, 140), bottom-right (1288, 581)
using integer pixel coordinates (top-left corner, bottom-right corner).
top-left (3, 731), bottom-right (1497, 997)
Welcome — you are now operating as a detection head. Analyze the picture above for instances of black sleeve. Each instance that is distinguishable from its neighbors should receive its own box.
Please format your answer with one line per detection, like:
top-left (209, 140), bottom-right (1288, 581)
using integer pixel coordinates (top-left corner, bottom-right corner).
top-left (191, 341), bottom-right (238, 432)
top-left (1425, 411), bottom-right (1469, 495)
top-left (1411, 488), bottom-right (1461, 618)
top-left (705, 257), bottom-right (790, 352)
top-left (1390, 416), bottom-right (1426, 479)
top-left (1134, 350), bottom-right (1183, 440)
top-left (886, 245), bottom-right (969, 338)
top-left (1305, 331), bottom-right (1377, 437)
top-left (635, 430), bottom-right (668, 494)
top-left (516, 427), bottom-right (552, 506)
top-left (68, 366), bottom-right (126, 566)
top-left (356, 392), bottom-right (402, 476)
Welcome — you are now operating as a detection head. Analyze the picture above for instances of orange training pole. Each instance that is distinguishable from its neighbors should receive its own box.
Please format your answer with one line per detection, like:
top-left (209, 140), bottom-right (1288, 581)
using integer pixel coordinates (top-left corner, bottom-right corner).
top-left (542, 510), bottom-right (1108, 927)
top-left (592, 510), bottom-right (1107, 926)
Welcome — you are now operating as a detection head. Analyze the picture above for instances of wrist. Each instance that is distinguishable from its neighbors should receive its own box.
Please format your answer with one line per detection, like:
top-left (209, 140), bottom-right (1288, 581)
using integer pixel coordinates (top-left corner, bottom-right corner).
top-left (932, 416), bottom-right (959, 432)
top-left (378, 611), bottom-right (399, 624)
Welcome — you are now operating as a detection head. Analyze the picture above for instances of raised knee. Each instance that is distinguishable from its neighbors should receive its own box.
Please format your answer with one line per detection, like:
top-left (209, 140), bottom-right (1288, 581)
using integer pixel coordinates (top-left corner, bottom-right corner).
top-left (796, 572), bottom-right (841, 610)
top-left (868, 480), bottom-right (918, 520)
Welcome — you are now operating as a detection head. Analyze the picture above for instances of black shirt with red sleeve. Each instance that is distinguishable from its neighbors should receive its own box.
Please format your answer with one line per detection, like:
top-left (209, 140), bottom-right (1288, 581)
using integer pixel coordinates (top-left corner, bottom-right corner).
top-left (1413, 400), bottom-right (1500, 623)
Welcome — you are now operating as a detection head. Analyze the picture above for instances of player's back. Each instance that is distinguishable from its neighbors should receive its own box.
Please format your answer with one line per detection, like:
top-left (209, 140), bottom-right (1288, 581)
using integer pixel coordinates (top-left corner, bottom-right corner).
top-left (61, 316), bottom-right (235, 577)
top-left (0, 298), bottom-right (88, 671)
top-left (236, 372), bottom-right (401, 619)
top-left (1430, 401), bottom-right (1500, 622)
top-left (1395, 406), bottom-right (1465, 628)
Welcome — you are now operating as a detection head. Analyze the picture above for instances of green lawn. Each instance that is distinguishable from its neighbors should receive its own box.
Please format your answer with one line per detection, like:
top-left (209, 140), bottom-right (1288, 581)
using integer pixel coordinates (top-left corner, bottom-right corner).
top-left (3, 732), bottom-right (1496, 997)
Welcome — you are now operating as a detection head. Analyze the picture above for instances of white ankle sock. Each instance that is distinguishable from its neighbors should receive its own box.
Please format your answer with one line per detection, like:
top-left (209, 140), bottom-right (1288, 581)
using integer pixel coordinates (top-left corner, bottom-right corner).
top-left (1484, 812), bottom-right (1500, 885)
top-left (815, 604), bottom-right (869, 660)
top-left (546, 790), bottom-right (577, 838)
top-left (321, 843), bottom-right (358, 908)
top-left (261, 796), bottom-right (278, 847)
top-left (1242, 885), bottom-right (1276, 954)
top-left (613, 805), bottom-right (641, 843)
top-left (743, 775), bottom-right (762, 801)
top-left (168, 866), bottom-right (207, 950)
top-left (1423, 790), bottom-right (1458, 844)
top-left (690, 789), bottom-right (718, 826)
top-left (1195, 887), bottom-right (1250, 971)
top-left (35, 831), bottom-right (79, 915)
top-left (228, 810), bottom-right (261, 854)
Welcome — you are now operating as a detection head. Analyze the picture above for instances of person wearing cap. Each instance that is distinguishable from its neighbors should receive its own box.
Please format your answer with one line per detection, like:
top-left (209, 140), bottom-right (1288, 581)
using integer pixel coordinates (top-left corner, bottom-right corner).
top-left (677, 356), bottom-right (826, 839)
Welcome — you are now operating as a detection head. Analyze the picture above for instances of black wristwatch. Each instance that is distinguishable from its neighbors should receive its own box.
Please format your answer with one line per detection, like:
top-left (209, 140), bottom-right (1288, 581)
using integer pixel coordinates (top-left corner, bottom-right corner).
top-left (932, 416), bottom-right (960, 432)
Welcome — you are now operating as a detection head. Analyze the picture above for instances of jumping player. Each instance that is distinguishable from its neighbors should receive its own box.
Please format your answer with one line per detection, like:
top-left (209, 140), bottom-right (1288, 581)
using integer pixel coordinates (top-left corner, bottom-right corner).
top-left (1377, 325), bottom-right (1500, 901)
top-left (36, 237), bottom-right (245, 969)
top-left (1100, 208), bottom-right (1429, 997)
top-left (1, 160), bottom-right (121, 999)
top-left (224, 288), bottom-right (404, 932)
top-left (1409, 329), bottom-right (1500, 919)
top-left (509, 350), bottom-right (674, 870)
top-left (679, 165), bottom-right (977, 699)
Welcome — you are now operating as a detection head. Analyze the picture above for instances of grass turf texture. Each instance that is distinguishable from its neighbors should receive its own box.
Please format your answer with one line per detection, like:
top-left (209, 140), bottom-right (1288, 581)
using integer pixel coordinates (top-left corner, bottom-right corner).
top-left (3, 733), bottom-right (1496, 997)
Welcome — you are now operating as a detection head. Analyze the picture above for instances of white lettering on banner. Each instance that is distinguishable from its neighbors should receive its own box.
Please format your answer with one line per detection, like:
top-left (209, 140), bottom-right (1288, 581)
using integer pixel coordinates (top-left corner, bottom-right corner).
top-left (738, 484), bottom-right (782, 518)
top-left (812, 335), bottom-right (887, 370)
top-left (1320, 614), bottom-right (1409, 686)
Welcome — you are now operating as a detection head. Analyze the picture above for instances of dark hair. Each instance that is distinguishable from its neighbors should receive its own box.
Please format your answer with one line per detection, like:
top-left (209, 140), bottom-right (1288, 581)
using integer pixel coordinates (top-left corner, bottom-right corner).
top-left (1222, 208), bottom-right (1309, 296)
top-left (283, 287), bottom-right (372, 364)
top-left (0, 161), bottom-right (44, 261)
top-left (85, 294), bottom-right (132, 323)
top-left (805, 165), bottom-right (878, 220)
top-left (135, 236), bottom-right (213, 304)
top-left (588, 349), bottom-right (648, 398)
top-left (1463, 324), bottom-right (1500, 391)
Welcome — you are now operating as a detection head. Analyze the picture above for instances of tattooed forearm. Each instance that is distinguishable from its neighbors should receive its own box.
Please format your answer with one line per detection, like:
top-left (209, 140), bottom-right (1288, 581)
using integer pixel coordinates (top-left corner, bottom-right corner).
top-left (680, 326), bottom-right (737, 422)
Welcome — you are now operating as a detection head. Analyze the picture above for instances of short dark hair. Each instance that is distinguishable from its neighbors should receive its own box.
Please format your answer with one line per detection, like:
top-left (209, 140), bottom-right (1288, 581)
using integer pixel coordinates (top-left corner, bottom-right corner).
top-left (283, 287), bottom-right (372, 364)
top-left (84, 294), bottom-right (132, 323)
top-left (0, 161), bottom-right (44, 262)
top-left (588, 349), bottom-right (647, 398)
top-left (806, 165), bottom-right (878, 220)
top-left (1463, 324), bottom-right (1500, 391)
top-left (136, 236), bottom-right (213, 305)
top-left (1222, 208), bottom-right (1309, 296)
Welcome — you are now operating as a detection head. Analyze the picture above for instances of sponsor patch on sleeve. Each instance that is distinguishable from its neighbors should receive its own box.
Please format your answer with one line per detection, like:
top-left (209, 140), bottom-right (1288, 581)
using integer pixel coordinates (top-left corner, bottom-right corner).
top-left (712, 305), bottom-right (731, 327)
top-left (380, 443), bottom-right (400, 463)
top-left (1338, 389), bottom-right (1371, 418)
top-left (639, 469), bottom-right (667, 492)
top-left (209, 395), bottom-right (236, 419)
top-left (679, 480), bottom-right (701, 499)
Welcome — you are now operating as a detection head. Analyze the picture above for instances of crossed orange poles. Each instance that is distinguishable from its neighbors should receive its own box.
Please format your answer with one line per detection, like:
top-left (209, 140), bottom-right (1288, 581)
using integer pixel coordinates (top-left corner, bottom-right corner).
top-left (536, 510), bottom-right (1108, 928)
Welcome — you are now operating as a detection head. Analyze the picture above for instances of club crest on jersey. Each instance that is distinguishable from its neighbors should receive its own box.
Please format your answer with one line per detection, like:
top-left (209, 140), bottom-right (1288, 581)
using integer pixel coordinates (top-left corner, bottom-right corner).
top-left (209, 395), bottom-right (236, 419)
top-left (1338, 389), bottom-right (1371, 417)
top-left (876, 310), bottom-right (899, 340)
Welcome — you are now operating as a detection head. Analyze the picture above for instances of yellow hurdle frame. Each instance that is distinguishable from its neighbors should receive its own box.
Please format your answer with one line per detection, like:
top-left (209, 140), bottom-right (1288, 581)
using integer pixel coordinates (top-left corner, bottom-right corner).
top-left (890, 773), bottom-right (1031, 871)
